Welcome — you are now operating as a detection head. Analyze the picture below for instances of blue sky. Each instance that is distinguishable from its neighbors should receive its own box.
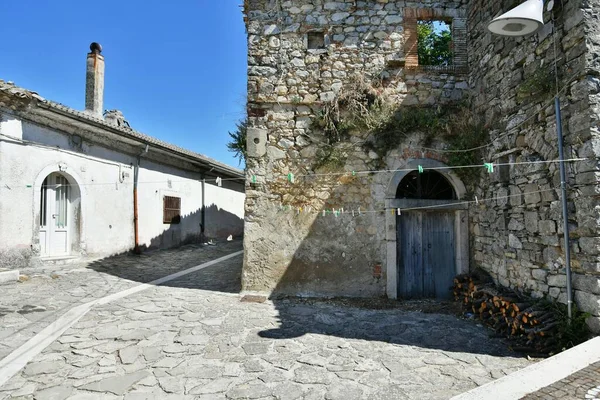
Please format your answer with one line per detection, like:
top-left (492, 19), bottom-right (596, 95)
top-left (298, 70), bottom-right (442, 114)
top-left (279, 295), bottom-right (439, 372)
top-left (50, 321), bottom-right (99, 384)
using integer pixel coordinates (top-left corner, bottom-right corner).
top-left (0, 0), bottom-right (247, 168)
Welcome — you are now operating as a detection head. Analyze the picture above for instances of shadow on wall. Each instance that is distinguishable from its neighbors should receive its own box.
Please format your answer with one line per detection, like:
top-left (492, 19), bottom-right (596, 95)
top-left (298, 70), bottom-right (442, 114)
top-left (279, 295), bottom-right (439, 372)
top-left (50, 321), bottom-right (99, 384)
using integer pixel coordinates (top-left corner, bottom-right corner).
top-left (240, 81), bottom-right (528, 356)
top-left (85, 207), bottom-right (244, 292)
top-left (143, 206), bottom-right (243, 251)
top-left (205, 204), bottom-right (244, 240)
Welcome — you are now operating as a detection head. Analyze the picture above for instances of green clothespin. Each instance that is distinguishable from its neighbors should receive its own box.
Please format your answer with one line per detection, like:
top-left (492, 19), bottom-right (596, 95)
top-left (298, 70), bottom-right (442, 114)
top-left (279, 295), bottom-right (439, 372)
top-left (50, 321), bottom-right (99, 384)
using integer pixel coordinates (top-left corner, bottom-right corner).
top-left (26, 185), bottom-right (32, 188)
top-left (251, 175), bottom-right (257, 183)
top-left (418, 165), bottom-right (424, 173)
top-left (352, 171), bottom-right (356, 176)
top-left (288, 173), bottom-right (295, 183)
top-left (484, 163), bottom-right (494, 173)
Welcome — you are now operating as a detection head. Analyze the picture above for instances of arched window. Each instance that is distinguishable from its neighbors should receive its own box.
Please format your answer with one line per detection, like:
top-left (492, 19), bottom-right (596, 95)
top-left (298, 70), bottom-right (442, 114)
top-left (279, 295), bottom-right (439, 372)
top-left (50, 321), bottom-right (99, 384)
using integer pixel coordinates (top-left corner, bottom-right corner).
top-left (396, 170), bottom-right (456, 200)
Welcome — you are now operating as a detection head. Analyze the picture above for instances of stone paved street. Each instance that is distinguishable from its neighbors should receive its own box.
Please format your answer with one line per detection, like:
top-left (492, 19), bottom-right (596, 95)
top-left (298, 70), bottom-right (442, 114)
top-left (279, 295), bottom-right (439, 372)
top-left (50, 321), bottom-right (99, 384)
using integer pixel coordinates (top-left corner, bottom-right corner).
top-left (520, 361), bottom-right (600, 400)
top-left (0, 242), bottom-right (243, 361)
top-left (0, 243), bottom-right (533, 399)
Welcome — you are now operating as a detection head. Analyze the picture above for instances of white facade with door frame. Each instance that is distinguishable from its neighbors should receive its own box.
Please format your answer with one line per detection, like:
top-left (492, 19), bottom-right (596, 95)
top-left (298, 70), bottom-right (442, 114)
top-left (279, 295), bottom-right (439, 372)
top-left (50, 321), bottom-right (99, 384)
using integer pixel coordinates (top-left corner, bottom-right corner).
top-left (0, 81), bottom-right (245, 268)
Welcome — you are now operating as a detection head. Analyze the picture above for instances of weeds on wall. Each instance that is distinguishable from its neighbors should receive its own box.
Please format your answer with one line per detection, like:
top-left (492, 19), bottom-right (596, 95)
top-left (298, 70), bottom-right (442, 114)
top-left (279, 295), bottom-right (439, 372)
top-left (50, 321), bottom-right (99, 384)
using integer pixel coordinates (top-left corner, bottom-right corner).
top-left (312, 77), bottom-right (388, 143)
top-left (517, 67), bottom-right (557, 102)
top-left (312, 79), bottom-right (489, 182)
top-left (313, 147), bottom-right (348, 172)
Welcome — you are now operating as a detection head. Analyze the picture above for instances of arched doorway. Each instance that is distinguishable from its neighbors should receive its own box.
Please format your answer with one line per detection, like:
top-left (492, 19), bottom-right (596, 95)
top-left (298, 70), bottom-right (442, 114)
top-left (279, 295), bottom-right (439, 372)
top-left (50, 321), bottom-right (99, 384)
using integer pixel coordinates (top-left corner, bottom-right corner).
top-left (396, 170), bottom-right (456, 299)
top-left (38, 172), bottom-right (81, 257)
top-left (385, 159), bottom-right (469, 300)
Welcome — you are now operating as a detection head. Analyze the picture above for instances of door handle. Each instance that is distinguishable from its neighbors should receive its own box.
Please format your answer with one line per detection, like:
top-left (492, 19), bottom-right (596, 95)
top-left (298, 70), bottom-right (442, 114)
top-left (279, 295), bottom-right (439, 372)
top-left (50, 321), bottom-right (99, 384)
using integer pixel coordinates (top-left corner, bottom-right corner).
top-left (52, 214), bottom-right (58, 218)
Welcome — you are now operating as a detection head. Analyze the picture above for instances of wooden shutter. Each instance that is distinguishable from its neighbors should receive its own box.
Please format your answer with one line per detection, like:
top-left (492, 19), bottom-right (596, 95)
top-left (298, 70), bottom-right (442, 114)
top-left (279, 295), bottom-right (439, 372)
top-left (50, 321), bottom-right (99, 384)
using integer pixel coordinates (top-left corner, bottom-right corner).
top-left (163, 196), bottom-right (181, 224)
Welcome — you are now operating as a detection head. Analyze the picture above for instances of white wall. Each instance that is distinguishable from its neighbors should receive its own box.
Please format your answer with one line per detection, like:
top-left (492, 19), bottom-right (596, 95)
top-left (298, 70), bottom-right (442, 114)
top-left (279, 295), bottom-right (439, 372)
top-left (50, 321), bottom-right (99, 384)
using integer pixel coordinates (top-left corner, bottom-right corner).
top-left (0, 117), bottom-right (135, 256)
top-left (0, 114), bottom-right (245, 264)
top-left (204, 182), bottom-right (245, 239)
top-left (136, 160), bottom-right (204, 249)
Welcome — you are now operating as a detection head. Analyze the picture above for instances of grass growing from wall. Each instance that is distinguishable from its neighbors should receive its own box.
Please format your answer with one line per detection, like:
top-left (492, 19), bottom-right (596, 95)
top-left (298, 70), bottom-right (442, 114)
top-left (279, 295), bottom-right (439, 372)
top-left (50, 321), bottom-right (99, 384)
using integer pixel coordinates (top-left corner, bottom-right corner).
top-left (312, 80), bottom-right (490, 182)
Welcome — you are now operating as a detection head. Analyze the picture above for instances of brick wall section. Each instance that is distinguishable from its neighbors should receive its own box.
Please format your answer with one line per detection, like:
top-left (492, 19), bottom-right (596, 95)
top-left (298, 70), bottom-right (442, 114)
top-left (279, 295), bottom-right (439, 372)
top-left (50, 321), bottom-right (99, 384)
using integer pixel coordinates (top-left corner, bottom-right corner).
top-left (403, 7), bottom-right (467, 69)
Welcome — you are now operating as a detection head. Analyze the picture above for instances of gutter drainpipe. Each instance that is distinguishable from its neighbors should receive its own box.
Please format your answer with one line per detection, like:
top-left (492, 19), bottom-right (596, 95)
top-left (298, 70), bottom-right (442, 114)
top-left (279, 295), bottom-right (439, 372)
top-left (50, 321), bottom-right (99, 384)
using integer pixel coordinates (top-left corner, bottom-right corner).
top-left (133, 144), bottom-right (149, 254)
top-left (555, 97), bottom-right (573, 321)
top-left (201, 174), bottom-right (206, 242)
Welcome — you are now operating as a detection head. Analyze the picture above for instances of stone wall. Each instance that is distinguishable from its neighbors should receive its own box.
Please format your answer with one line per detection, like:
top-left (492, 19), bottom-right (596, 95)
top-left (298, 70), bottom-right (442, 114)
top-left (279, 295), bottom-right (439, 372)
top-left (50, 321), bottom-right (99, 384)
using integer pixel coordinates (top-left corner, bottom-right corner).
top-left (468, 0), bottom-right (600, 331)
top-left (243, 0), bottom-right (470, 297)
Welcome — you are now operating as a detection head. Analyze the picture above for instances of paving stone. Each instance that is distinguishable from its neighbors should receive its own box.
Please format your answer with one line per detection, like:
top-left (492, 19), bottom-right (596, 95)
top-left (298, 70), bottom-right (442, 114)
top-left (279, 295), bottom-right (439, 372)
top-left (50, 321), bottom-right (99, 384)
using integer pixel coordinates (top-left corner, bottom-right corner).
top-left (272, 382), bottom-right (304, 400)
top-left (157, 376), bottom-right (184, 394)
top-left (226, 383), bottom-right (272, 399)
top-left (294, 365), bottom-right (332, 384)
top-left (33, 385), bottom-right (73, 400)
top-left (23, 361), bottom-right (62, 376)
top-left (79, 370), bottom-right (151, 395)
top-left (119, 346), bottom-right (141, 364)
top-left (187, 378), bottom-right (233, 395)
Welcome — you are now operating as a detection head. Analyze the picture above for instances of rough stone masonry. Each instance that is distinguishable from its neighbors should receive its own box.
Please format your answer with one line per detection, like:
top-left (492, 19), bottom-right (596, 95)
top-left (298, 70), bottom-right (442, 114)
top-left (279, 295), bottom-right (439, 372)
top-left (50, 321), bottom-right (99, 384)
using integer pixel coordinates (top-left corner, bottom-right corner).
top-left (242, 0), bottom-right (600, 332)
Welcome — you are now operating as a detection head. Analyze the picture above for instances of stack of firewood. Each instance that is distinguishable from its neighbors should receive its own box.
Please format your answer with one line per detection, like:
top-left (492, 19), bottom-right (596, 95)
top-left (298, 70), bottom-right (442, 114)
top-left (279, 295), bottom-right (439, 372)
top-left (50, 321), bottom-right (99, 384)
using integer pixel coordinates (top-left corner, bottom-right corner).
top-left (453, 274), bottom-right (560, 355)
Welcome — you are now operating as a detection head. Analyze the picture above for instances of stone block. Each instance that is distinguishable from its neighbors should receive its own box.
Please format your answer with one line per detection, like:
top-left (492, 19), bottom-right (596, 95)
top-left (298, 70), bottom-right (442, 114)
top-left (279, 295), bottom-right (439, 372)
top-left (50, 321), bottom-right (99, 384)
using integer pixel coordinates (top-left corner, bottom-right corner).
top-left (575, 290), bottom-right (600, 316)
top-left (586, 316), bottom-right (600, 334)
top-left (524, 184), bottom-right (541, 204)
top-left (508, 234), bottom-right (523, 249)
top-left (579, 237), bottom-right (600, 255)
top-left (573, 274), bottom-right (600, 295)
top-left (508, 218), bottom-right (525, 231)
top-left (547, 274), bottom-right (567, 287)
top-left (548, 287), bottom-right (561, 298)
top-left (531, 269), bottom-right (547, 281)
top-left (543, 246), bottom-right (561, 264)
top-left (524, 212), bottom-right (539, 233)
top-left (539, 220), bottom-right (556, 235)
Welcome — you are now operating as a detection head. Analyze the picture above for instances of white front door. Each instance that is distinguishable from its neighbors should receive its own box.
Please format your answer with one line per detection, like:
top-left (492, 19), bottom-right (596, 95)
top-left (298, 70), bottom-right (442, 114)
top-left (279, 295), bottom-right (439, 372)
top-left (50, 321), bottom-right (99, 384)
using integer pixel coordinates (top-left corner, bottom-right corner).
top-left (39, 174), bottom-right (70, 257)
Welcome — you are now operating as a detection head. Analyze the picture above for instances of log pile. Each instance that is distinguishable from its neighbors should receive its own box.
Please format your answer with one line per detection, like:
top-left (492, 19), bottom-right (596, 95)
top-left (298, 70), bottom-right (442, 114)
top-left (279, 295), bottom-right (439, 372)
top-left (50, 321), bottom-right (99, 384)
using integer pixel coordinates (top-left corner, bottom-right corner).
top-left (453, 274), bottom-right (560, 355)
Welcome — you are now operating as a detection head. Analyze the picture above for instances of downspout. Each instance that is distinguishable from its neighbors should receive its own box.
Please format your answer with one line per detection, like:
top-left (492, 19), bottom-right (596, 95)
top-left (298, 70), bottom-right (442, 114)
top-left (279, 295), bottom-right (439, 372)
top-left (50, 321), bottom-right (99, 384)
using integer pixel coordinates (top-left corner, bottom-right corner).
top-left (133, 144), bottom-right (149, 254)
top-left (201, 173), bottom-right (206, 242)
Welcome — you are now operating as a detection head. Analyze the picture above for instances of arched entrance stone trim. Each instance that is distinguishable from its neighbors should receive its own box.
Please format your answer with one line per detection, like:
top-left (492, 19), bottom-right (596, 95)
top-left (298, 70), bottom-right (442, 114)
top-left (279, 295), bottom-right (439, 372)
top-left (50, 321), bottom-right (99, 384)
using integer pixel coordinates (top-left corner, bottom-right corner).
top-left (32, 164), bottom-right (86, 257)
top-left (384, 158), bottom-right (469, 299)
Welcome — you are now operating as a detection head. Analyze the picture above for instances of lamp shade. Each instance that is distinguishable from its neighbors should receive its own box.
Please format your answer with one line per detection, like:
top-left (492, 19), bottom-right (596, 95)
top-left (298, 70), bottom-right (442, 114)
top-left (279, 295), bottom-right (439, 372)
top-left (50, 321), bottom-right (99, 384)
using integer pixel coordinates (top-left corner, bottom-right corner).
top-left (487, 0), bottom-right (544, 36)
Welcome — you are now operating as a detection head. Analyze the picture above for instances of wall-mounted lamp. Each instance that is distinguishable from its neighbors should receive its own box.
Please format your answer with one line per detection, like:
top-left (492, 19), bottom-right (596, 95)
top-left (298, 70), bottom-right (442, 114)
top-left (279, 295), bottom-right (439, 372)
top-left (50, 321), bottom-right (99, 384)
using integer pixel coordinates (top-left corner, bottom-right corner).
top-left (487, 0), bottom-right (545, 36)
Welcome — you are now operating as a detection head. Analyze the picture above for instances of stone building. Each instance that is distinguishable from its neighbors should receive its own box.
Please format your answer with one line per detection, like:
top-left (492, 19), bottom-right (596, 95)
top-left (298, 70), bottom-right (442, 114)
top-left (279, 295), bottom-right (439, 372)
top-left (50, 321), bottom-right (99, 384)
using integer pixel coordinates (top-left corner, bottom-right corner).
top-left (242, 0), bottom-right (600, 331)
top-left (0, 44), bottom-right (245, 270)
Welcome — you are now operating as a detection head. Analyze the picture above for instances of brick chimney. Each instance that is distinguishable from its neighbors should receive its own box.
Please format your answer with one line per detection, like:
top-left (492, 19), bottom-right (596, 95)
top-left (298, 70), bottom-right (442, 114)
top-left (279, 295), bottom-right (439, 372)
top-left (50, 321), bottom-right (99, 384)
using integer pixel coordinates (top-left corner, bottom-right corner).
top-left (85, 42), bottom-right (104, 117)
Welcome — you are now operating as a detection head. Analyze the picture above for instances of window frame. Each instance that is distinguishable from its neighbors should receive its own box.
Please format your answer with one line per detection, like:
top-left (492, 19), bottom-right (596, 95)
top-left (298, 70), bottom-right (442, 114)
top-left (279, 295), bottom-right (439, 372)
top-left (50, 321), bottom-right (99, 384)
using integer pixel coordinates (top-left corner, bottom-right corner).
top-left (163, 196), bottom-right (181, 225)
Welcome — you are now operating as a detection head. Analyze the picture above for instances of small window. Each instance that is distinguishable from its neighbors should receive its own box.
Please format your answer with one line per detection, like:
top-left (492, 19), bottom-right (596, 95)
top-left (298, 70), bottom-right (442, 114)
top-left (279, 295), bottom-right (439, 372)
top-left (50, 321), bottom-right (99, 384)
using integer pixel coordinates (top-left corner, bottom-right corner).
top-left (417, 20), bottom-right (452, 66)
top-left (307, 32), bottom-right (325, 50)
top-left (40, 177), bottom-right (48, 227)
top-left (163, 196), bottom-right (181, 224)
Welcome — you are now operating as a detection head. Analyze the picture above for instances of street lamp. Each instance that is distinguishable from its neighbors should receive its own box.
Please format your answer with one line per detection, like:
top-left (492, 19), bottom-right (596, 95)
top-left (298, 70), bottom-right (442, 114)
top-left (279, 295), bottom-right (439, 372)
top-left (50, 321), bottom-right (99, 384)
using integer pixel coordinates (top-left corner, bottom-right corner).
top-left (487, 0), bottom-right (573, 321)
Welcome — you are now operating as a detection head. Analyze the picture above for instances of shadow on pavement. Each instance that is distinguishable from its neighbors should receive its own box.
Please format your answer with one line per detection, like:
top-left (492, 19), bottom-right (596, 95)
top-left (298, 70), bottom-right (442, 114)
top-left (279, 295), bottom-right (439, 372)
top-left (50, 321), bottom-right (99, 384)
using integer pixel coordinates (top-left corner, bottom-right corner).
top-left (86, 240), bottom-right (243, 294)
top-left (257, 297), bottom-right (520, 357)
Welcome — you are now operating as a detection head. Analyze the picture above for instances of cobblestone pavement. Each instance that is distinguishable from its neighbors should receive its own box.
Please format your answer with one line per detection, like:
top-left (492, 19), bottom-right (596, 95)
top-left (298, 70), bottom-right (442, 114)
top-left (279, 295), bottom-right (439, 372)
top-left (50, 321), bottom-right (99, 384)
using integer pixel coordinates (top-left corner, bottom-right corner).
top-left (0, 242), bottom-right (242, 361)
top-left (521, 361), bottom-right (600, 400)
top-left (0, 242), bottom-right (533, 399)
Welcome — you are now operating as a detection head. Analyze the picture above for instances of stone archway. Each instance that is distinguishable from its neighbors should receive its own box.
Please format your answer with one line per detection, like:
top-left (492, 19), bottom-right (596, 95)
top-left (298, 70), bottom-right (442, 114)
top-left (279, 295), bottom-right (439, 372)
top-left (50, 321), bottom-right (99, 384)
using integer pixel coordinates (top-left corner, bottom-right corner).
top-left (32, 164), bottom-right (85, 258)
top-left (385, 159), bottom-right (469, 299)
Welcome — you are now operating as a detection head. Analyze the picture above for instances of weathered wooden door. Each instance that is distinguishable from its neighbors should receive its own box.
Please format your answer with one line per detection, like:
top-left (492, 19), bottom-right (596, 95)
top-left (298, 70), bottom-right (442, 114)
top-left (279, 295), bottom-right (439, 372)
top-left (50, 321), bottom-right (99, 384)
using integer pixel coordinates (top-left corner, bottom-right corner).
top-left (397, 211), bottom-right (455, 299)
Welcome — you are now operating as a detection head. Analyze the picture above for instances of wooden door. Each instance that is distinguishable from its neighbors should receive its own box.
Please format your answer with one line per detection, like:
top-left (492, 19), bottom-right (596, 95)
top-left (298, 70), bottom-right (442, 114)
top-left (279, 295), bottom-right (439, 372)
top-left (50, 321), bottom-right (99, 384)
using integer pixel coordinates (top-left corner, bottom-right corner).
top-left (397, 211), bottom-right (455, 299)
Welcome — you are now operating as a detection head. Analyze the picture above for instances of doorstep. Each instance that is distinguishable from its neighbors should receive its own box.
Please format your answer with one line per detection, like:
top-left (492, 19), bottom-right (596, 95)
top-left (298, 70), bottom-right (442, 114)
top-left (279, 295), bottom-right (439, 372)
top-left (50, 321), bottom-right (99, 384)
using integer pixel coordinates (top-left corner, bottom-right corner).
top-left (0, 269), bottom-right (19, 284)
